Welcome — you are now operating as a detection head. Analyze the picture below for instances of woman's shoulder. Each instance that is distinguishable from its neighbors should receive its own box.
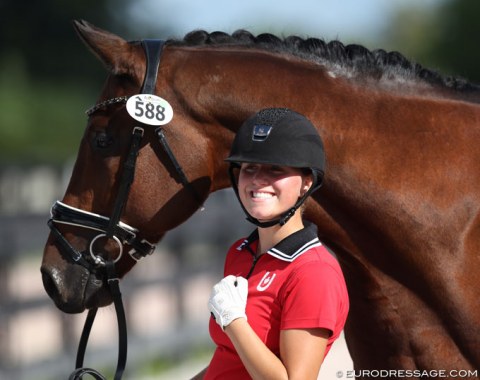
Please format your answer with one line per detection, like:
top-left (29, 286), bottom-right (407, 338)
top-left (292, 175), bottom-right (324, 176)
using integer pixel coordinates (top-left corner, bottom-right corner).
top-left (291, 244), bottom-right (344, 278)
top-left (297, 242), bottom-right (338, 263)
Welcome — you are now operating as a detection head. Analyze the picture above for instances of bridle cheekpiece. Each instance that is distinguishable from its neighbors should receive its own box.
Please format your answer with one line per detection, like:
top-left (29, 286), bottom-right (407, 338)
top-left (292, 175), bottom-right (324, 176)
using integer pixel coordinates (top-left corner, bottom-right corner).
top-left (48, 39), bottom-right (176, 271)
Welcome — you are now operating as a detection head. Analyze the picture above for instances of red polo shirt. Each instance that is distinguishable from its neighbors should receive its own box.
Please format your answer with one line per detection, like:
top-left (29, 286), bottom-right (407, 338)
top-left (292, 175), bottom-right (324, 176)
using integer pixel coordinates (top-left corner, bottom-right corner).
top-left (204, 223), bottom-right (349, 379)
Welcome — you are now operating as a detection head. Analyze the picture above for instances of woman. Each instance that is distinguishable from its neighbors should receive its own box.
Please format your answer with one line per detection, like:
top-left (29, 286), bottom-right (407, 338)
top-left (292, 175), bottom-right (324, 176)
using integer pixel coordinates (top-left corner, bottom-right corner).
top-left (193, 108), bottom-right (349, 379)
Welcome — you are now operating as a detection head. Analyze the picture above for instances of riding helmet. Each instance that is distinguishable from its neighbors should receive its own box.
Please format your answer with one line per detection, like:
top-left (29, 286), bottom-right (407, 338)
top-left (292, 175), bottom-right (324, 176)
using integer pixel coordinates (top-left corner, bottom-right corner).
top-left (226, 107), bottom-right (326, 227)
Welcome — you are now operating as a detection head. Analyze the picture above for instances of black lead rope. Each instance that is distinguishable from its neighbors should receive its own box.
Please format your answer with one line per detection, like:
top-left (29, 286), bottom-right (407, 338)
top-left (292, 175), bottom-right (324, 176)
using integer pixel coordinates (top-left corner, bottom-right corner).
top-left (69, 261), bottom-right (127, 380)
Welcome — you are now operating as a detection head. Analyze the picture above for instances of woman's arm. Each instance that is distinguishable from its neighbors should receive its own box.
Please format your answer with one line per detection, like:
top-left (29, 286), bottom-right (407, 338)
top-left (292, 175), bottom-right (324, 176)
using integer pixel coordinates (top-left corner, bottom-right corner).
top-left (280, 328), bottom-right (329, 379)
top-left (225, 319), bottom-right (329, 380)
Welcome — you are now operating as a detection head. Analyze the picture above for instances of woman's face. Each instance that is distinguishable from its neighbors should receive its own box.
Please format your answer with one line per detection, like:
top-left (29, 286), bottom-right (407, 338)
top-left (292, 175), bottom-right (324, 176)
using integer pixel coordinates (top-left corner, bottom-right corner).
top-left (238, 163), bottom-right (312, 222)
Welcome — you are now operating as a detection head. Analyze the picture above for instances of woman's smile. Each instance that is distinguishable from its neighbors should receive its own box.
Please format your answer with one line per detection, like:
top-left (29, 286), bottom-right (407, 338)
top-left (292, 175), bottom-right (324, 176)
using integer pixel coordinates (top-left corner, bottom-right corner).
top-left (251, 191), bottom-right (275, 200)
top-left (238, 163), bottom-right (308, 222)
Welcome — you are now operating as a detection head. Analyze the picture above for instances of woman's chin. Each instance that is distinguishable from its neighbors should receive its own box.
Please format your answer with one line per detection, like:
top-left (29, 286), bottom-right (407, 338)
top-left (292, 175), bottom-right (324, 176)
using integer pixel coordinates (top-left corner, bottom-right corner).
top-left (251, 213), bottom-right (278, 222)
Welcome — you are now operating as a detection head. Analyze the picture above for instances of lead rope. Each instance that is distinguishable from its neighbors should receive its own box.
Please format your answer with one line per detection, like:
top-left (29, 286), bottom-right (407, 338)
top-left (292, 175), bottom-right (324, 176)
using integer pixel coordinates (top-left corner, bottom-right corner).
top-left (68, 261), bottom-right (127, 380)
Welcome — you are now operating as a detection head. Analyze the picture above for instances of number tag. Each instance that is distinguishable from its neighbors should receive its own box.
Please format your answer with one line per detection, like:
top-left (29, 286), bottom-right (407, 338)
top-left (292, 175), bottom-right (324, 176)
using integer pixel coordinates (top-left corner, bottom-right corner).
top-left (126, 94), bottom-right (174, 125)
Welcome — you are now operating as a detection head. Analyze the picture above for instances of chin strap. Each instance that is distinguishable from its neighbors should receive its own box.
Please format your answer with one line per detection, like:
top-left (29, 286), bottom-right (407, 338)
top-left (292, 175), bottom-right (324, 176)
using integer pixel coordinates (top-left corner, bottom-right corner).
top-left (228, 164), bottom-right (322, 228)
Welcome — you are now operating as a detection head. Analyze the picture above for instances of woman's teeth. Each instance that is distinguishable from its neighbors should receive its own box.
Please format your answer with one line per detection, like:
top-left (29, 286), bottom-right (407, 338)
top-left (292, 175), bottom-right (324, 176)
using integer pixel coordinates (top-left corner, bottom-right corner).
top-left (252, 192), bottom-right (273, 199)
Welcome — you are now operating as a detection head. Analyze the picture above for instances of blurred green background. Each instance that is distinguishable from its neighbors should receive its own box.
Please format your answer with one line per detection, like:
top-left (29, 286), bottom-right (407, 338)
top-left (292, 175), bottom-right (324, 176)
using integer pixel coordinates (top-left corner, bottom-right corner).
top-left (1, 0), bottom-right (479, 165)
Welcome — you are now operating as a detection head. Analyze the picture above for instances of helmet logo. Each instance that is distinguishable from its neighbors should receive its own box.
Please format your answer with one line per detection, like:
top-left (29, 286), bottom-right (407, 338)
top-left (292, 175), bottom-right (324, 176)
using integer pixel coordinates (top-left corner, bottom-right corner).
top-left (252, 124), bottom-right (272, 141)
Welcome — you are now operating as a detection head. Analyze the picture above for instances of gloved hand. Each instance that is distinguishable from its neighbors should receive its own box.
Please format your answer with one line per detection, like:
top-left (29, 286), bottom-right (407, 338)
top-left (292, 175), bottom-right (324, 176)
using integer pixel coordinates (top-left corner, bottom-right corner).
top-left (208, 275), bottom-right (248, 329)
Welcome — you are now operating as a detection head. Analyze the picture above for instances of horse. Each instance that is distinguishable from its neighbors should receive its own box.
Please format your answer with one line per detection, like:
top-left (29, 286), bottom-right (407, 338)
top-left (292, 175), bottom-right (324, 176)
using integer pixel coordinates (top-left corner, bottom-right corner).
top-left (41, 20), bottom-right (480, 377)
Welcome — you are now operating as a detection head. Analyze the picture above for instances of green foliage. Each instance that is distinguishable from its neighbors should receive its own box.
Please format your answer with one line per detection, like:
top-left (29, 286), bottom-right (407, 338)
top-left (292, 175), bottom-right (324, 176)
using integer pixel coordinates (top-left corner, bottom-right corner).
top-left (0, 0), bottom-right (130, 83)
top-left (0, 1), bottom-right (123, 164)
top-left (381, 0), bottom-right (480, 83)
top-left (0, 54), bottom-right (97, 164)
top-left (428, 0), bottom-right (480, 82)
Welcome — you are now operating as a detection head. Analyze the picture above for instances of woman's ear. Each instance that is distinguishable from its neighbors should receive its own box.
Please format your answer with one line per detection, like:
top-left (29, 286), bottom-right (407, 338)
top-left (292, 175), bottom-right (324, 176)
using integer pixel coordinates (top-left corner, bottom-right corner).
top-left (301, 174), bottom-right (314, 196)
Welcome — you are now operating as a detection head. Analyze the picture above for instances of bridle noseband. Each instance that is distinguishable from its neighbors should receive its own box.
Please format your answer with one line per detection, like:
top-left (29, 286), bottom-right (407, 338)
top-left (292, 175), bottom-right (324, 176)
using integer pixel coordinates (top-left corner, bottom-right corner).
top-left (48, 200), bottom-right (155, 267)
top-left (48, 39), bottom-right (201, 380)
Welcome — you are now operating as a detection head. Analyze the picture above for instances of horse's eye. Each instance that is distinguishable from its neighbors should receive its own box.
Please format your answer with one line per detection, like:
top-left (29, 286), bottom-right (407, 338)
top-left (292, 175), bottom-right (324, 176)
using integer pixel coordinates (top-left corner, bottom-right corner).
top-left (94, 131), bottom-right (113, 149)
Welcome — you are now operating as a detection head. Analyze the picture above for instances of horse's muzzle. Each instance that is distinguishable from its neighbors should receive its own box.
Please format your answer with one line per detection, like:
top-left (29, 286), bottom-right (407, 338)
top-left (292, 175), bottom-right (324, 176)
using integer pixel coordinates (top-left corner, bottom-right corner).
top-left (40, 260), bottom-right (108, 314)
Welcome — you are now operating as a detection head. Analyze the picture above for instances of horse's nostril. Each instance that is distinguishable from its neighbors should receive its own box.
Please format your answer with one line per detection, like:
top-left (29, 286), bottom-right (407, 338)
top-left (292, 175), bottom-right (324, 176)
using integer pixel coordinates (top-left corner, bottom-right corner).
top-left (41, 268), bottom-right (58, 297)
top-left (41, 266), bottom-right (87, 313)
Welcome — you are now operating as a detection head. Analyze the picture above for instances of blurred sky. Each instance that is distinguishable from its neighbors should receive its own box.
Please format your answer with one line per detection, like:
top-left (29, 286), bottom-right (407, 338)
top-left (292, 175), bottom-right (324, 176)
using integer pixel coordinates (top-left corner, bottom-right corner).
top-left (126, 0), bottom-right (446, 43)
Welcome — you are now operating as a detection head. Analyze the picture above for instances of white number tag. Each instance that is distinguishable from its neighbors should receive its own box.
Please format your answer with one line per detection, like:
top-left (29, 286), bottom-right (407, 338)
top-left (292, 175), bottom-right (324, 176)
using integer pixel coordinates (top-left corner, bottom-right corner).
top-left (126, 94), bottom-right (174, 125)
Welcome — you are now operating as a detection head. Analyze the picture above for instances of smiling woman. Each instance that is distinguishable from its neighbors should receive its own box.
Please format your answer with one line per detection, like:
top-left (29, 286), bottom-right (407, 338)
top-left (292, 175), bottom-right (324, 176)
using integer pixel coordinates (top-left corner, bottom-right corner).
top-left (199, 108), bottom-right (349, 380)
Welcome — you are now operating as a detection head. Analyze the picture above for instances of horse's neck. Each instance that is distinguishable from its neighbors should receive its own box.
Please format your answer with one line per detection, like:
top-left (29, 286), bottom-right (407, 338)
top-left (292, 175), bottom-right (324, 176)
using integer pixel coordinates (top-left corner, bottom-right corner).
top-left (313, 94), bottom-right (480, 368)
top-left (164, 47), bottom-right (337, 124)
top-left (162, 46), bottom-right (480, 368)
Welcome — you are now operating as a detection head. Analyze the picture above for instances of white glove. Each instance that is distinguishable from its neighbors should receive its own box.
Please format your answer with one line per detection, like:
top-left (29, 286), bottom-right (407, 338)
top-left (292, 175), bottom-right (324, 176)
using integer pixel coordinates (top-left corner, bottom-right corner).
top-left (208, 275), bottom-right (248, 329)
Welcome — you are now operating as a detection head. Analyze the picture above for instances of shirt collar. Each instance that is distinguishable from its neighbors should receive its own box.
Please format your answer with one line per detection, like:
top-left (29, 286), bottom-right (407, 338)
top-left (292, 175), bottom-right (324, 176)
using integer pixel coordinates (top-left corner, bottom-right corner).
top-left (237, 222), bottom-right (322, 262)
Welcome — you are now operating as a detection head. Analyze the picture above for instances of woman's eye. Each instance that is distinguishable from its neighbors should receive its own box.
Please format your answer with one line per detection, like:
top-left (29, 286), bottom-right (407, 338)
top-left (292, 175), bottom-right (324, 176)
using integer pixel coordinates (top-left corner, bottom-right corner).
top-left (269, 166), bottom-right (285, 174)
top-left (94, 131), bottom-right (113, 148)
top-left (242, 165), bottom-right (258, 174)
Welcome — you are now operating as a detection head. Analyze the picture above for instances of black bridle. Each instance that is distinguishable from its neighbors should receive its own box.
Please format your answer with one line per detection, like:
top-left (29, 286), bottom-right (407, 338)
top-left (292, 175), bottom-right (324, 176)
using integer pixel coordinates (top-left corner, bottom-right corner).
top-left (48, 39), bottom-right (201, 379)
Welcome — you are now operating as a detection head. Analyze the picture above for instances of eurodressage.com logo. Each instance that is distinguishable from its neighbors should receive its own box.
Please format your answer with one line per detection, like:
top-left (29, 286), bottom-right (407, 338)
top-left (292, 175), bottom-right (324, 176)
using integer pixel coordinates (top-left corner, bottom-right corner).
top-left (335, 369), bottom-right (478, 378)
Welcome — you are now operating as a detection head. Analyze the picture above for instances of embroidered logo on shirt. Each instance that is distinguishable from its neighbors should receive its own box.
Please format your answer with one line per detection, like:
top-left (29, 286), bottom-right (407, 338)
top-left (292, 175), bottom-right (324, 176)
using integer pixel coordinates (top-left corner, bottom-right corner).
top-left (257, 272), bottom-right (277, 291)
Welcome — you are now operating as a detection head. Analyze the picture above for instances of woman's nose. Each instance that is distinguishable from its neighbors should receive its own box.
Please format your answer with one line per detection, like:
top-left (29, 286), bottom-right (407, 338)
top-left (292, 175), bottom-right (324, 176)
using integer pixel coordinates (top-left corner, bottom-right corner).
top-left (251, 168), bottom-right (268, 184)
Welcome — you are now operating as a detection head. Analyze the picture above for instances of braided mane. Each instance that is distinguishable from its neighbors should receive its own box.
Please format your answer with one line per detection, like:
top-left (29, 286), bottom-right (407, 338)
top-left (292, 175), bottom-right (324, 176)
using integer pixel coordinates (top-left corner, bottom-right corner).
top-left (169, 29), bottom-right (480, 96)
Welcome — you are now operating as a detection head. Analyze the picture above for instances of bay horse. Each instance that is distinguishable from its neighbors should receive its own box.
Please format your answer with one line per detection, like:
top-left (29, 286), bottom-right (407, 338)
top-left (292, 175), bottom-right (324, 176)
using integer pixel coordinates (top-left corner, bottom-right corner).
top-left (41, 20), bottom-right (480, 377)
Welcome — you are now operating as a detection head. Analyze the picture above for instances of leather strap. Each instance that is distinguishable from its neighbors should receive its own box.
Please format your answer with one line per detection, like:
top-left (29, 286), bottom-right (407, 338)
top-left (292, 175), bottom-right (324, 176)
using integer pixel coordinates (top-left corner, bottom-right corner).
top-left (69, 261), bottom-right (127, 380)
top-left (155, 127), bottom-right (205, 209)
top-left (141, 40), bottom-right (165, 94)
top-left (105, 127), bottom-right (144, 239)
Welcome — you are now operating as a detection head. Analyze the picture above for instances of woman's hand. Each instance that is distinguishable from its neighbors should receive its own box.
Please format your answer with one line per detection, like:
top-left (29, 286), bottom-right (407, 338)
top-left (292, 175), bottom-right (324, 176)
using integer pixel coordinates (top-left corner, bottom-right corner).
top-left (208, 275), bottom-right (248, 329)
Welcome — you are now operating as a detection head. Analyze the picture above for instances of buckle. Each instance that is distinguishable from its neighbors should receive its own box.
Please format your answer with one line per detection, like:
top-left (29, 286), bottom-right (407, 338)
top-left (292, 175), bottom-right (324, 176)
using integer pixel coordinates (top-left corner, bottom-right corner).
top-left (128, 239), bottom-right (155, 261)
top-left (133, 126), bottom-right (145, 136)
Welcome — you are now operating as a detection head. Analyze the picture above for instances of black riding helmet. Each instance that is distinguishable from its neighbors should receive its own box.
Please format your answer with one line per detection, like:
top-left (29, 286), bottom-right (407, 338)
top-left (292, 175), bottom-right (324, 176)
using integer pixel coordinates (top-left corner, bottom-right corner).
top-left (226, 108), bottom-right (326, 228)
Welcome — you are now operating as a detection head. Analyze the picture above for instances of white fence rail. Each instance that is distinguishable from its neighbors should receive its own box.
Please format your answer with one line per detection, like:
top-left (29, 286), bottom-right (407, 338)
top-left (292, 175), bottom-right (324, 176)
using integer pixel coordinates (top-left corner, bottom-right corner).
top-left (0, 165), bottom-right (250, 379)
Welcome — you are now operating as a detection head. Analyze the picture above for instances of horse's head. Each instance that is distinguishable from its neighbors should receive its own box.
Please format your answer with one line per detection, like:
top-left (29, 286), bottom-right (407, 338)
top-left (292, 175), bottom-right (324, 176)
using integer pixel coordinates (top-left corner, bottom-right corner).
top-left (41, 21), bottom-right (233, 313)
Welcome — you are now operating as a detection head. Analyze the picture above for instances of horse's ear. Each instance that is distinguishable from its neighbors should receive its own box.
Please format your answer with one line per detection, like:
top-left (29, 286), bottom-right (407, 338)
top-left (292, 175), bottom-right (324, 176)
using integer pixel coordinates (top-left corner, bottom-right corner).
top-left (72, 19), bottom-right (136, 75)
